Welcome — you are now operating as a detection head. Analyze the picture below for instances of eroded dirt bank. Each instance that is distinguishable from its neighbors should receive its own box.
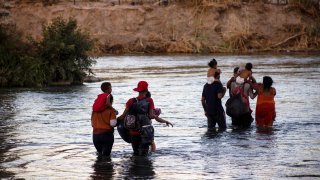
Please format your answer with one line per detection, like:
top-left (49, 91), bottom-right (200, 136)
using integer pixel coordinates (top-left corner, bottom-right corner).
top-left (2, 1), bottom-right (320, 54)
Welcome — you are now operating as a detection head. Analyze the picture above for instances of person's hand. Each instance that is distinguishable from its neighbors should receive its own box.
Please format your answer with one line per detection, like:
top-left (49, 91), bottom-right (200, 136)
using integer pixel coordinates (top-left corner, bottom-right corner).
top-left (113, 109), bottom-right (119, 115)
top-left (165, 121), bottom-right (173, 127)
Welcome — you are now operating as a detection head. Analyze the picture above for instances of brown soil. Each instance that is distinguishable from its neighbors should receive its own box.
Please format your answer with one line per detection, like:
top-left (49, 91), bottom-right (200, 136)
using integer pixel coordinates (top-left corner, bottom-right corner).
top-left (1, 1), bottom-right (319, 55)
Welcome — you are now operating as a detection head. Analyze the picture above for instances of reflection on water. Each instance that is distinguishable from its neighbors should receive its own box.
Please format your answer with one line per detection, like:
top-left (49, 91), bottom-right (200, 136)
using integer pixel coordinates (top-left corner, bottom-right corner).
top-left (0, 54), bottom-right (320, 179)
top-left (91, 156), bottom-right (114, 179)
top-left (0, 92), bottom-right (17, 178)
top-left (121, 156), bottom-right (155, 179)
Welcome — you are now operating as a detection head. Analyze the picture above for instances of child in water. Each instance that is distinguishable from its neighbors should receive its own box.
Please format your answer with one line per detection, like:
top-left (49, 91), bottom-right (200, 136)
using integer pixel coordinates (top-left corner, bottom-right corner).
top-left (236, 63), bottom-right (253, 85)
top-left (146, 91), bottom-right (173, 152)
top-left (91, 82), bottom-right (118, 157)
top-left (207, 58), bottom-right (221, 84)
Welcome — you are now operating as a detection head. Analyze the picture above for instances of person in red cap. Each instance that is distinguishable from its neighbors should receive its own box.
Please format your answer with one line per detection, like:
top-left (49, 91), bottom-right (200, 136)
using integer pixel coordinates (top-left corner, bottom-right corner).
top-left (118, 81), bottom-right (170, 156)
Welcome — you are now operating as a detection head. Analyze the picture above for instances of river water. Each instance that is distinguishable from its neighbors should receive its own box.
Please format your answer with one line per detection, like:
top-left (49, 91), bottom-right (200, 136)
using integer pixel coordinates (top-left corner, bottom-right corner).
top-left (0, 54), bottom-right (319, 179)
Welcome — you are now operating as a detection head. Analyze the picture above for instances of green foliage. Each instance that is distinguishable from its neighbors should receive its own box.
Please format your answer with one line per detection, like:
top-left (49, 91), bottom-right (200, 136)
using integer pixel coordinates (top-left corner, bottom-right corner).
top-left (0, 17), bottom-right (95, 87)
top-left (0, 25), bottom-right (45, 87)
top-left (37, 17), bottom-right (95, 85)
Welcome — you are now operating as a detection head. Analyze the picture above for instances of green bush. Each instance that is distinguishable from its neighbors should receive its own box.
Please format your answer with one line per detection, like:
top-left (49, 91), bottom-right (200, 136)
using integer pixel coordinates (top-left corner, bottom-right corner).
top-left (0, 17), bottom-right (95, 87)
top-left (37, 17), bottom-right (95, 85)
top-left (0, 25), bottom-right (45, 87)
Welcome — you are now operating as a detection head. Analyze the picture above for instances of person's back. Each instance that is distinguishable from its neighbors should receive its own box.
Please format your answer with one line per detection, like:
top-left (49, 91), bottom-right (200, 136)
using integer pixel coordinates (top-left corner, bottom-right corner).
top-left (257, 86), bottom-right (276, 105)
top-left (202, 72), bottom-right (226, 130)
top-left (239, 69), bottom-right (252, 79)
top-left (255, 76), bottom-right (276, 128)
top-left (203, 81), bottom-right (224, 114)
top-left (236, 63), bottom-right (253, 85)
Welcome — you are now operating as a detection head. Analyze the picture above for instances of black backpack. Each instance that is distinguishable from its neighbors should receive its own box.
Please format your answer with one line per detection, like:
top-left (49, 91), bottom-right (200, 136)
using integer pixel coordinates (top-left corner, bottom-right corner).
top-left (124, 98), bottom-right (151, 129)
top-left (124, 98), bottom-right (154, 145)
top-left (225, 93), bottom-right (249, 118)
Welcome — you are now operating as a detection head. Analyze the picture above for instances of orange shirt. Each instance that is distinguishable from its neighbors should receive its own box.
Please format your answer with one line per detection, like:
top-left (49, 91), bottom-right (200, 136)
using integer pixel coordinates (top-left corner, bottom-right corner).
top-left (256, 84), bottom-right (276, 106)
top-left (91, 108), bottom-right (116, 134)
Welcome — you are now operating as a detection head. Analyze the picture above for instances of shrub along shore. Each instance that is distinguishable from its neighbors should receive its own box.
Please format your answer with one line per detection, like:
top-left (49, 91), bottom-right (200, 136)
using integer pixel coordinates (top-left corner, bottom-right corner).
top-left (0, 17), bottom-right (95, 87)
top-left (0, 0), bottom-right (319, 87)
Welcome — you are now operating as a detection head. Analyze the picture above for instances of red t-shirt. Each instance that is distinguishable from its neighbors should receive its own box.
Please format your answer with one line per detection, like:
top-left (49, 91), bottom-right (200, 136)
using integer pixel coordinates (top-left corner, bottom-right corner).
top-left (92, 93), bottom-right (109, 112)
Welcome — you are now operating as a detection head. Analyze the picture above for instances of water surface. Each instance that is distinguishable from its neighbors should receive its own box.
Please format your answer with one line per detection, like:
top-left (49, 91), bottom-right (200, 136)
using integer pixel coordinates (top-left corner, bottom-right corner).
top-left (1, 55), bottom-right (319, 179)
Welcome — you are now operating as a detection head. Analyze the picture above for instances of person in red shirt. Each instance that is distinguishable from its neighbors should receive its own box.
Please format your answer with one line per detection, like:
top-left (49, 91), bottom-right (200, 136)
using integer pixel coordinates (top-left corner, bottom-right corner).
top-left (118, 81), bottom-right (170, 156)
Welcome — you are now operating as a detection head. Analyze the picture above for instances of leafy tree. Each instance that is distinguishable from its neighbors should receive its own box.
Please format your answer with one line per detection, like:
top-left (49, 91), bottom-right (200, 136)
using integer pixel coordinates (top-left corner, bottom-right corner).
top-left (37, 17), bottom-right (95, 85)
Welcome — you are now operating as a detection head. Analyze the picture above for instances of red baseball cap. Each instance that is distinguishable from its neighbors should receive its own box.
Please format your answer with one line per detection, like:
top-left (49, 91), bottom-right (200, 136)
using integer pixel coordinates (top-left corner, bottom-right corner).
top-left (133, 81), bottom-right (148, 92)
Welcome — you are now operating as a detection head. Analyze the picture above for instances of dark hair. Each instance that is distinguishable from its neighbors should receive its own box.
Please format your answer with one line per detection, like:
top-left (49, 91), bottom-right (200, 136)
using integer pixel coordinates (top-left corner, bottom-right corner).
top-left (233, 67), bottom-right (239, 74)
top-left (263, 76), bottom-right (273, 91)
top-left (109, 94), bottom-right (113, 104)
top-left (146, 91), bottom-right (151, 98)
top-left (245, 63), bottom-right (253, 71)
top-left (208, 58), bottom-right (217, 68)
top-left (101, 82), bottom-right (111, 92)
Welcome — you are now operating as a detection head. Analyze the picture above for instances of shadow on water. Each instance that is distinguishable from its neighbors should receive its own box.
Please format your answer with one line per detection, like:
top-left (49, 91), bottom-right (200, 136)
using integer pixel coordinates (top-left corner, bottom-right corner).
top-left (90, 155), bottom-right (155, 179)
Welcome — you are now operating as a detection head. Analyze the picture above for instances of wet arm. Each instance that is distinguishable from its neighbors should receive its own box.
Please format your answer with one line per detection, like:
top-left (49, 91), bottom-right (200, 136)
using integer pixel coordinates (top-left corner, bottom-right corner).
top-left (201, 97), bottom-right (207, 114)
top-left (154, 116), bottom-right (173, 127)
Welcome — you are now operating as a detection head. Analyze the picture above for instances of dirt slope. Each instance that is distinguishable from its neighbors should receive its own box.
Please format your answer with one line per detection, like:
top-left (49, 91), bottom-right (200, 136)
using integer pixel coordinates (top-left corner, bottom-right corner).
top-left (2, 1), bottom-right (319, 54)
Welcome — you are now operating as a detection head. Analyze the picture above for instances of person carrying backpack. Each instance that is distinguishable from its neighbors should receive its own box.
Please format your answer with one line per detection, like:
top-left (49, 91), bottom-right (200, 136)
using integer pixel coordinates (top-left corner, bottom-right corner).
top-left (227, 75), bottom-right (257, 129)
top-left (118, 81), bottom-right (166, 156)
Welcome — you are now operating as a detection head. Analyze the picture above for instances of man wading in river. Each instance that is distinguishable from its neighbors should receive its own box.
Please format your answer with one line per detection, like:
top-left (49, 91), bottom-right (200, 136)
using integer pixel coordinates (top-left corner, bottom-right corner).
top-left (201, 71), bottom-right (227, 130)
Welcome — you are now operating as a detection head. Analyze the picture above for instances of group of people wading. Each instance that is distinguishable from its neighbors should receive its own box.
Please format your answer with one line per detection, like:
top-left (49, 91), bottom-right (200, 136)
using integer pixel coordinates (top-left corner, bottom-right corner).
top-left (202, 58), bottom-right (276, 131)
top-left (90, 58), bottom-right (276, 157)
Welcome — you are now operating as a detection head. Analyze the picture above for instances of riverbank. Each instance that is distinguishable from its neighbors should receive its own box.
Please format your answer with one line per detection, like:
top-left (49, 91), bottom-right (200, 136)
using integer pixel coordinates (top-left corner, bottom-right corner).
top-left (1, 1), bottom-right (319, 55)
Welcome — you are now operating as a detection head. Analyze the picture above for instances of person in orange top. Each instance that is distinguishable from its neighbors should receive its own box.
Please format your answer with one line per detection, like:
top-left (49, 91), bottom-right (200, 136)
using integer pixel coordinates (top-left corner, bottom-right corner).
top-left (253, 76), bottom-right (276, 128)
top-left (91, 82), bottom-right (117, 157)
